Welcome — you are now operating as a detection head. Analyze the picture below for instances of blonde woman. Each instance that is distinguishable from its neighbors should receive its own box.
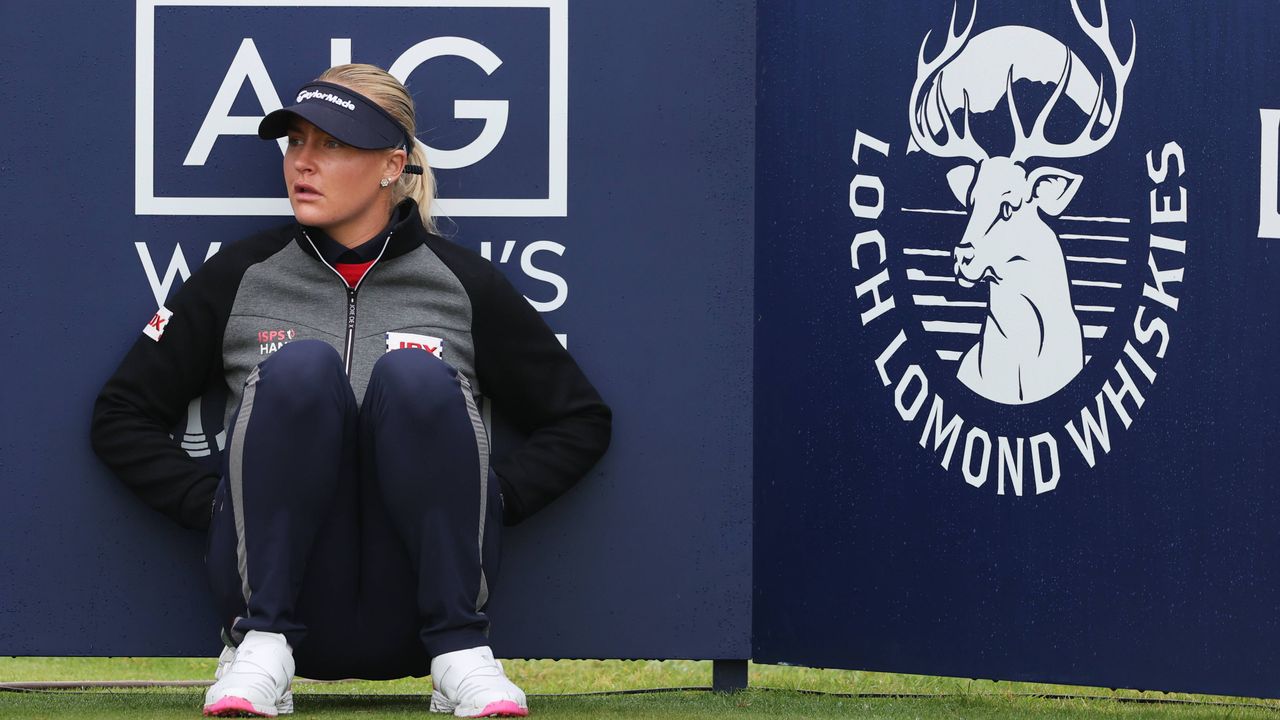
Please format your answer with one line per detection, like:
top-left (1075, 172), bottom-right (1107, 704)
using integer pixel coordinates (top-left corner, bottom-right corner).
top-left (92, 64), bottom-right (611, 718)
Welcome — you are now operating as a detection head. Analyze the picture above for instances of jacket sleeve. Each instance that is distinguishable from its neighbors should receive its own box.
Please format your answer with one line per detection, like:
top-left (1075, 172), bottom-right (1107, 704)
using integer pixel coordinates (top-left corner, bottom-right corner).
top-left (90, 254), bottom-right (238, 530)
top-left (473, 265), bottom-right (612, 525)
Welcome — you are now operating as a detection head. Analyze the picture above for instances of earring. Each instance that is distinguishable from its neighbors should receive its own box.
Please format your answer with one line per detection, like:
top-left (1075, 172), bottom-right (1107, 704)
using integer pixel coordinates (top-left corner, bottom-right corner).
top-left (379, 178), bottom-right (390, 188)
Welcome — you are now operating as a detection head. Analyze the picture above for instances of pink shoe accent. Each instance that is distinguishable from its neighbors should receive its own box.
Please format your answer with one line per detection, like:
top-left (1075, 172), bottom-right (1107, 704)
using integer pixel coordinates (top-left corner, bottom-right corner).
top-left (203, 695), bottom-right (272, 717)
top-left (467, 699), bottom-right (529, 717)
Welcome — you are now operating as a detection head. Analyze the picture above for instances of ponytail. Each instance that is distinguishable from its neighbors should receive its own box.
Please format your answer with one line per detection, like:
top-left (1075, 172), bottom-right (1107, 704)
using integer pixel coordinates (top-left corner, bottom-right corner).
top-left (399, 140), bottom-right (438, 234)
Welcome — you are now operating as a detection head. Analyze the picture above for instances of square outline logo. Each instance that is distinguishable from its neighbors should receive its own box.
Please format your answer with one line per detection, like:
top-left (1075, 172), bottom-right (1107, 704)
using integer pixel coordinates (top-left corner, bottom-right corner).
top-left (135, 0), bottom-right (567, 217)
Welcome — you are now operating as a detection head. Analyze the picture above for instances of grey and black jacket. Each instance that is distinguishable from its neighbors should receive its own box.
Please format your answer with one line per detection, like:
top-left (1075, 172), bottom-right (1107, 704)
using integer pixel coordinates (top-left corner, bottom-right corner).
top-left (91, 199), bottom-right (611, 530)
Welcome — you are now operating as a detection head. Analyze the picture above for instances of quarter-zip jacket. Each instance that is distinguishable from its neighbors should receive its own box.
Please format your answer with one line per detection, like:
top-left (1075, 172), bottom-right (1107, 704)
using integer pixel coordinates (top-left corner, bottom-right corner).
top-left (91, 200), bottom-right (611, 530)
top-left (299, 226), bottom-right (393, 376)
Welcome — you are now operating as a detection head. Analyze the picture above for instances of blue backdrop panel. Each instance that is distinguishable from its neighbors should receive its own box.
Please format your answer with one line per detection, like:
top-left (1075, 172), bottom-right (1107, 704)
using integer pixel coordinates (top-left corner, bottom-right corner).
top-left (0, 1), bottom-right (752, 660)
top-left (755, 0), bottom-right (1280, 698)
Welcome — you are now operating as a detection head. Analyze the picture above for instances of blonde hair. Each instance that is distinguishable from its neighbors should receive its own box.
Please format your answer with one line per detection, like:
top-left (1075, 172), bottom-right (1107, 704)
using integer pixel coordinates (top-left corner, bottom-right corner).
top-left (317, 63), bottom-right (438, 234)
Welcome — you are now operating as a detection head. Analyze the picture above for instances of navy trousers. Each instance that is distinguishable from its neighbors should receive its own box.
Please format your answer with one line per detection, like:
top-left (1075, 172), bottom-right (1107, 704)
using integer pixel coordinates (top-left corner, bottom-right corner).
top-left (206, 340), bottom-right (502, 680)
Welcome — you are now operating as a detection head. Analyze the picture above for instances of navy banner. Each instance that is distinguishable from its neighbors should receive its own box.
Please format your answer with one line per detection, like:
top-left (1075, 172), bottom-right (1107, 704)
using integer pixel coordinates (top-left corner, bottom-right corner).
top-left (11, 0), bottom-right (1280, 698)
top-left (0, 1), bottom-right (753, 659)
top-left (756, 0), bottom-right (1280, 698)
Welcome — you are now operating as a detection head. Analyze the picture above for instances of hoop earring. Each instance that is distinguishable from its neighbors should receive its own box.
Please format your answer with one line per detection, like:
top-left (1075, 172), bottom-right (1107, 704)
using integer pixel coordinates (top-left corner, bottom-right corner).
top-left (379, 178), bottom-right (391, 188)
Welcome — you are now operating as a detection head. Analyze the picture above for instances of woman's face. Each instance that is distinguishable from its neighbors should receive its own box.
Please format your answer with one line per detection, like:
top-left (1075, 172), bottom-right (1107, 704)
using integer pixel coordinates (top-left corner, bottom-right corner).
top-left (284, 117), bottom-right (400, 240)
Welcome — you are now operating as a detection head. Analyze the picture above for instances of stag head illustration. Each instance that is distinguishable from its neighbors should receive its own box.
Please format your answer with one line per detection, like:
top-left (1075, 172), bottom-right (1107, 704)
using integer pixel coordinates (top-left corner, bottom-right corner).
top-left (908, 0), bottom-right (1135, 404)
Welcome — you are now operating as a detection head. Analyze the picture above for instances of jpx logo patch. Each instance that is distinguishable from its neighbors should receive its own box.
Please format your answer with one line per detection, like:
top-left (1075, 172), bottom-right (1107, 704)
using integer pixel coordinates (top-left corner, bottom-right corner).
top-left (386, 331), bottom-right (445, 359)
top-left (143, 306), bottom-right (174, 341)
top-left (845, 0), bottom-right (1190, 498)
top-left (136, 0), bottom-right (567, 218)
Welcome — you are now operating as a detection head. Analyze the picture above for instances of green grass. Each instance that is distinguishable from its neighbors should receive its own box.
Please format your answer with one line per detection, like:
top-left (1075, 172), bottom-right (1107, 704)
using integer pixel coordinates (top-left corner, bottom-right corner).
top-left (2, 658), bottom-right (1278, 719)
top-left (4, 690), bottom-right (1279, 720)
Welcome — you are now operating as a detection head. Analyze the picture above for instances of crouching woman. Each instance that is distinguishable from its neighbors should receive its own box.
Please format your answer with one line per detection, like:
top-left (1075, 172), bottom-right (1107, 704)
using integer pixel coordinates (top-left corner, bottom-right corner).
top-left (91, 63), bottom-right (611, 718)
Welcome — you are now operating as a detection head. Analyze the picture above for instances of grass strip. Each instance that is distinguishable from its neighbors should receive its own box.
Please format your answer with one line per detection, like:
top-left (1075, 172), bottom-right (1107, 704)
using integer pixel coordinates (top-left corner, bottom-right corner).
top-left (4, 657), bottom-right (1280, 719)
top-left (3, 688), bottom-right (1280, 720)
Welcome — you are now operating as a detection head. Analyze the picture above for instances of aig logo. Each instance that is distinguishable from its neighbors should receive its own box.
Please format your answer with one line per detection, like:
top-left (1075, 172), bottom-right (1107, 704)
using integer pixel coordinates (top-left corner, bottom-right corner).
top-left (136, 0), bottom-right (567, 218)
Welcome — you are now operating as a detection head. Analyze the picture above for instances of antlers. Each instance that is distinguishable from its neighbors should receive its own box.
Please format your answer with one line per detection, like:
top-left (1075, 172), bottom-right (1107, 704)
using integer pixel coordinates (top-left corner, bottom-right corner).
top-left (908, 0), bottom-right (1136, 165)
top-left (1009, 0), bottom-right (1135, 162)
top-left (908, 1), bottom-right (987, 162)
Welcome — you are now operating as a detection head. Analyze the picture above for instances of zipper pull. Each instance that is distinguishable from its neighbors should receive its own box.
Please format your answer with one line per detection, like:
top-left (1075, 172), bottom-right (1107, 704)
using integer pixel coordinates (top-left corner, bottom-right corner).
top-left (342, 286), bottom-right (358, 377)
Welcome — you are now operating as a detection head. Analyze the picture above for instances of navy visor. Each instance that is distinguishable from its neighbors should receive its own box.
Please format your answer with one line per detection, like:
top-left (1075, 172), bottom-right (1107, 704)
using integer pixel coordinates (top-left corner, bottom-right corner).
top-left (259, 81), bottom-right (414, 151)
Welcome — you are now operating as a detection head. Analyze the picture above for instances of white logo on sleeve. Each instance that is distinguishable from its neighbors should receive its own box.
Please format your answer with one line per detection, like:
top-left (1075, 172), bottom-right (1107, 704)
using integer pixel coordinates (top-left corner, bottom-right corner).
top-left (386, 331), bottom-right (444, 359)
top-left (143, 306), bottom-right (173, 341)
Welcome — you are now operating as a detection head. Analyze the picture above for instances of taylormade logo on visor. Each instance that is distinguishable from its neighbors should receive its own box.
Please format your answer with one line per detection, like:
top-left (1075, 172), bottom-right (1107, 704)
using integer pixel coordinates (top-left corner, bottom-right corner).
top-left (296, 89), bottom-right (355, 110)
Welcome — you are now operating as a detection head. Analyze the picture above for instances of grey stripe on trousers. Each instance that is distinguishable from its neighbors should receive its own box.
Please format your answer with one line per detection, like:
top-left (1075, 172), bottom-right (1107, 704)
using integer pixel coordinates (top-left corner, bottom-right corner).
top-left (454, 371), bottom-right (490, 611)
top-left (228, 365), bottom-right (261, 607)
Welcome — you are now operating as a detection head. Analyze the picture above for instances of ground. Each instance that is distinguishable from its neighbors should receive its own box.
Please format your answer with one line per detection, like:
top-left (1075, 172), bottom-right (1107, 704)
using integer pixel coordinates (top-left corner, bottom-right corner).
top-left (2, 658), bottom-right (1277, 719)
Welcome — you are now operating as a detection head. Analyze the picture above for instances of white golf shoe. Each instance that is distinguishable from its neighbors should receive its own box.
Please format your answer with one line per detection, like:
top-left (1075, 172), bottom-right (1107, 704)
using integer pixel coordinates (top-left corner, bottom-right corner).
top-left (429, 646), bottom-right (529, 717)
top-left (203, 630), bottom-right (295, 717)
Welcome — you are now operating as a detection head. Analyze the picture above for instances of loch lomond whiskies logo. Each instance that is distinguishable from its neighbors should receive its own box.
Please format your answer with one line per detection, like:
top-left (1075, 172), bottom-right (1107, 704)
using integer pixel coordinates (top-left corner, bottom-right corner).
top-left (847, 0), bottom-right (1191, 496)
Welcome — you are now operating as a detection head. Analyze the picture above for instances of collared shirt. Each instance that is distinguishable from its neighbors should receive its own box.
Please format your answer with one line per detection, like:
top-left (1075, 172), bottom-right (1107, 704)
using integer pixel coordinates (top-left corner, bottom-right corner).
top-left (304, 215), bottom-right (396, 287)
top-left (305, 216), bottom-right (395, 266)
